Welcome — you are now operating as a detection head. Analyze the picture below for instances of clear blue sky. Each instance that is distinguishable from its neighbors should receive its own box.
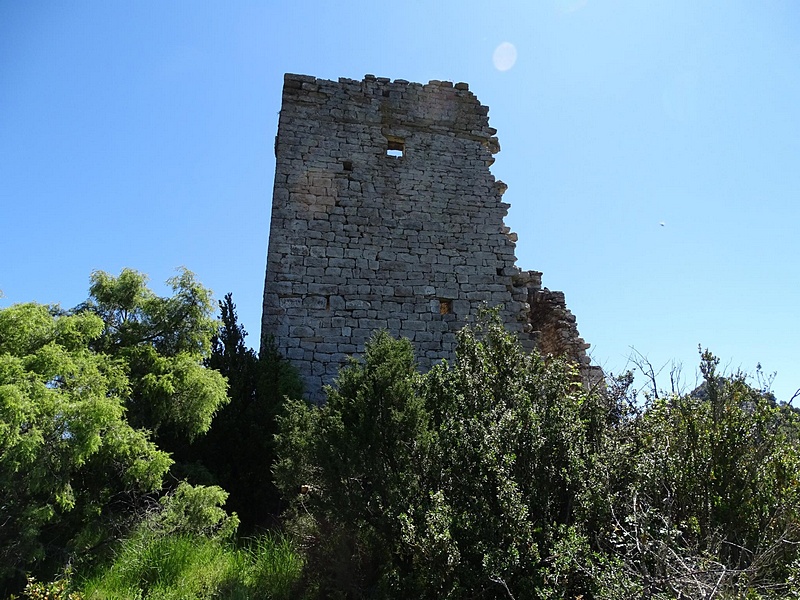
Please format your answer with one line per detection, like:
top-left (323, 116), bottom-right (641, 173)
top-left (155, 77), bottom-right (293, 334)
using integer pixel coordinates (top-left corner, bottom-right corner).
top-left (2, 1), bottom-right (798, 400)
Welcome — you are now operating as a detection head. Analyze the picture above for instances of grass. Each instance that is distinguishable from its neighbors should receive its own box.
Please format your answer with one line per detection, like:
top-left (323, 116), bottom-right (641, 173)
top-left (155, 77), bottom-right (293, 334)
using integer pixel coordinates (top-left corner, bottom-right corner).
top-left (78, 529), bottom-right (303, 600)
top-left (244, 534), bottom-right (304, 598)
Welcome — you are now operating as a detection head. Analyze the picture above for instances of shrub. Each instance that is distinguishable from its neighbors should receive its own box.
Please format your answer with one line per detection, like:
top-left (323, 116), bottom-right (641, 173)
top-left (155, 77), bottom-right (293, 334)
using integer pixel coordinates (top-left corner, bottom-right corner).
top-left (276, 314), bottom-right (612, 598)
top-left (277, 317), bottom-right (800, 599)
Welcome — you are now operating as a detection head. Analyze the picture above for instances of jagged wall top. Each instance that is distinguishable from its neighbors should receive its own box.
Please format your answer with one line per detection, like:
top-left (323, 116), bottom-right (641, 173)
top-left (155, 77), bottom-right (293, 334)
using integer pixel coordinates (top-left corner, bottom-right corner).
top-left (280, 73), bottom-right (500, 152)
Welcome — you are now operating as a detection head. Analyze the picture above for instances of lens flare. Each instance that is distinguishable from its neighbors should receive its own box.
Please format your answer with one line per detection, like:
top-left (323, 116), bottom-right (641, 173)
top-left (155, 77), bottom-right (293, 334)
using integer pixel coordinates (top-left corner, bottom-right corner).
top-left (555, 0), bottom-right (588, 14)
top-left (492, 42), bottom-right (518, 72)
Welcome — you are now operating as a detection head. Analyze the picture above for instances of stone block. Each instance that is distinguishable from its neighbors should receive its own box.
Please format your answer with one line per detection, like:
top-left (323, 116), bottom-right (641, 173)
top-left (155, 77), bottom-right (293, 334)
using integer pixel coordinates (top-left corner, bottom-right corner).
top-left (279, 297), bottom-right (302, 309)
top-left (303, 296), bottom-right (327, 309)
top-left (346, 299), bottom-right (371, 309)
top-left (290, 325), bottom-right (314, 337)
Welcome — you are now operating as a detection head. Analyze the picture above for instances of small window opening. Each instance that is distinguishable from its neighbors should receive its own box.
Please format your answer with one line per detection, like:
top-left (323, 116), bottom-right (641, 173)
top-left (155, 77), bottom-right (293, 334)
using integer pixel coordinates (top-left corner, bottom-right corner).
top-left (386, 137), bottom-right (405, 158)
top-left (325, 296), bottom-right (331, 311)
top-left (382, 89), bottom-right (390, 97)
top-left (343, 160), bottom-right (353, 172)
top-left (439, 299), bottom-right (452, 315)
top-left (496, 267), bottom-right (503, 276)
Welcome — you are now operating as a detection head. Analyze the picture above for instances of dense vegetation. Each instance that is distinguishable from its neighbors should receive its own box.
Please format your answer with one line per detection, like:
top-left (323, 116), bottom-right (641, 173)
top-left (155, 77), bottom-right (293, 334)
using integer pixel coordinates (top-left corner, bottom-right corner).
top-left (2, 272), bottom-right (799, 599)
top-left (276, 312), bottom-right (800, 599)
top-left (0, 270), bottom-right (301, 598)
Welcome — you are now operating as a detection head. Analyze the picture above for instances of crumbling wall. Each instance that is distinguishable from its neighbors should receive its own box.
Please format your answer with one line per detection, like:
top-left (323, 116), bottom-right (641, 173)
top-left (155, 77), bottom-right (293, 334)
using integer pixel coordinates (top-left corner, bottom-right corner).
top-left (262, 74), bottom-right (595, 402)
top-left (516, 270), bottom-right (602, 383)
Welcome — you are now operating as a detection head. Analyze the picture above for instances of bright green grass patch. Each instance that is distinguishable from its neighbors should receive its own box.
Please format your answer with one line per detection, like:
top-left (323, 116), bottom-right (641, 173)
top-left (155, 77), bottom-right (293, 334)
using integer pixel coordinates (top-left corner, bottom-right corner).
top-left (243, 534), bottom-right (304, 598)
top-left (80, 530), bottom-right (302, 600)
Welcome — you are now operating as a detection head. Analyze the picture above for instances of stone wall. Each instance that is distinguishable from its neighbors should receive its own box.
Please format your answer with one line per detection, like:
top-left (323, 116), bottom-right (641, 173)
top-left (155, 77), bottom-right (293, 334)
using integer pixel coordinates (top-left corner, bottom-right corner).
top-left (262, 73), bottom-right (595, 402)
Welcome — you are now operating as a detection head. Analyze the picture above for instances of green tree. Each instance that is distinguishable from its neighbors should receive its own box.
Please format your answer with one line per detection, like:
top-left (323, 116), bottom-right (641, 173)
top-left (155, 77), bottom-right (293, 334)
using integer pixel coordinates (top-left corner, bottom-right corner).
top-left (276, 315), bottom-right (610, 599)
top-left (187, 293), bottom-right (302, 530)
top-left (0, 303), bottom-right (171, 591)
top-left (78, 268), bottom-right (228, 446)
top-left (0, 269), bottom-right (230, 593)
top-left (275, 331), bottom-right (432, 597)
top-left (406, 314), bottom-right (610, 599)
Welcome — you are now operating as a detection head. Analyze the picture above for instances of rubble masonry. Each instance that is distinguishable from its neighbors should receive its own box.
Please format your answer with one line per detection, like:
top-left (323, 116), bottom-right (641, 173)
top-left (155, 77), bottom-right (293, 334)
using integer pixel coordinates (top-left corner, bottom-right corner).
top-left (262, 74), bottom-right (596, 402)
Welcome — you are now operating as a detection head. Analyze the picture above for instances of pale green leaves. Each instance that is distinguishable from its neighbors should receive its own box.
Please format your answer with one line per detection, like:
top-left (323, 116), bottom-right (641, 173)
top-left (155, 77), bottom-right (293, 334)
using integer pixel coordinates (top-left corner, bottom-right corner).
top-left (0, 268), bottom-right (227, 581)
top-left (0, 302), bottom-right (173, 576)
top-left (80, 268), bottom-right (227, 440)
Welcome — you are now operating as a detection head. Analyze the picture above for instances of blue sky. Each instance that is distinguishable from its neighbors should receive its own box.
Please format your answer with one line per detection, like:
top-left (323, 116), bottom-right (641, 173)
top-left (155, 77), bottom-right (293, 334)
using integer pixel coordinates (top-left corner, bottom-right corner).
top-left (2, 1), bottom-right (799, 400)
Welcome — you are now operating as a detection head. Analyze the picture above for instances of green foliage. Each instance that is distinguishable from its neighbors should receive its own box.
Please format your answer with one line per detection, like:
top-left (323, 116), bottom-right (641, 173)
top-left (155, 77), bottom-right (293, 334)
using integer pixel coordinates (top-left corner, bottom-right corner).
top-left (277, 315), bottom-right (800, 599)
top-left (399, 314), bottom-right (610, 598)
top-left (276, 315), bottom-right (610, 598)
top-left (82, 532), bottom-right (237, 600)
top-left (602, 350), bottom-right (800, 596)
top-left (0, 269), bottom-right (229, 594)
top-left (79, 268), bottom-right (228, 443)
top-left (275, 331), bottom-right (430, 597)
top-left (12, 568), bottom-right (83, 600)
top-left (79, 482), bottom-right (247, 599)
top-left (79, 530), bottom-right (302, 600)
top-left (85, 269), bottom-right (216, 358)
top-left (0, 303), bottom-right (171, 588)
top-left (187, 293), bottom-right (302, 530)
top-left (151, 482), bottom-right (240, 540)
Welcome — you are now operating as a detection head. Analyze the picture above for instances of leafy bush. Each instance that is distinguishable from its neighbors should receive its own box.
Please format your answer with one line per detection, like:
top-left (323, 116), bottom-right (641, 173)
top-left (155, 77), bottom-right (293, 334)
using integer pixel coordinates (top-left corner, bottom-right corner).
top-left (152, 482), bottom-right (239, 540)
top-left (598, 351), bottom-right (800, 597)
top-left (276, 313), bottom-right (613, 598)
top-left (276, 314), bottom-right (800, 599)
top-left (79, 478), bottom-right (300, 599)
top-left (12, 571), bottom-right (83, 600)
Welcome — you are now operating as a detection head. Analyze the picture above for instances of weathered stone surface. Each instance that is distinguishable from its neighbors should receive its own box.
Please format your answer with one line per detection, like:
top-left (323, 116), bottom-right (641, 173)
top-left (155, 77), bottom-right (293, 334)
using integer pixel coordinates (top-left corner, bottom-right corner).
top-left (262, 74), bottom-right (596, 402)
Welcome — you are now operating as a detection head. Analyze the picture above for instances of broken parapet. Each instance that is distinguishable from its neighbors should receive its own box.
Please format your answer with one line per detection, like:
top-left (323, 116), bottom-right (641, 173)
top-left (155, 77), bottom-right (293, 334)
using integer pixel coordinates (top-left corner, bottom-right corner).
top-left (517, 270), bottom-right (603, 384)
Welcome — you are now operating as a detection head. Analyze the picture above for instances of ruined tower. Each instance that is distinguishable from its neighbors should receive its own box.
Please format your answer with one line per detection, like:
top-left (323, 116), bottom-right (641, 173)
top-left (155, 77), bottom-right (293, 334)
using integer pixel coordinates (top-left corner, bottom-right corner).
top-left (262, 74), bottom-right (594, 402)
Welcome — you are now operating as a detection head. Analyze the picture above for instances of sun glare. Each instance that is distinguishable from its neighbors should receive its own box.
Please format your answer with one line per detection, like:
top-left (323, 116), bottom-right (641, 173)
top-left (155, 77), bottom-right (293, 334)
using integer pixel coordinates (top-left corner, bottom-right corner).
top-left (492, 42), bottom-right (518, 72)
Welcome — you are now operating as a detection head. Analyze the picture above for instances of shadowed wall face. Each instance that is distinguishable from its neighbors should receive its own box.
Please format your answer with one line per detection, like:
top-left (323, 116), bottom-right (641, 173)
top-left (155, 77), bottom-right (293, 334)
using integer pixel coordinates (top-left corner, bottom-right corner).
top-left (262, 74), bottom-right (593, 402)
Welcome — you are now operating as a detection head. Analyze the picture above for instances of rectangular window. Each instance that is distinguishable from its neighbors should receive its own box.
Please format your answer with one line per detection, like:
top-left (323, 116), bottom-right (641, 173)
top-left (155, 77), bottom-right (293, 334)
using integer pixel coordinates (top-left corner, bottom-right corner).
top-left (386, 136), bottom-right (405, 158)
top-left (439, 299), bottom-right (452, 315)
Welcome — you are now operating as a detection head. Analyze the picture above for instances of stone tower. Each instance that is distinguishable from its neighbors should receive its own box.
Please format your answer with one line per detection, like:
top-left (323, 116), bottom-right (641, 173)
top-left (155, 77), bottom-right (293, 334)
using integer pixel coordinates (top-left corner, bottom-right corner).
top-left (262, 74), bottom-right (595, 402)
